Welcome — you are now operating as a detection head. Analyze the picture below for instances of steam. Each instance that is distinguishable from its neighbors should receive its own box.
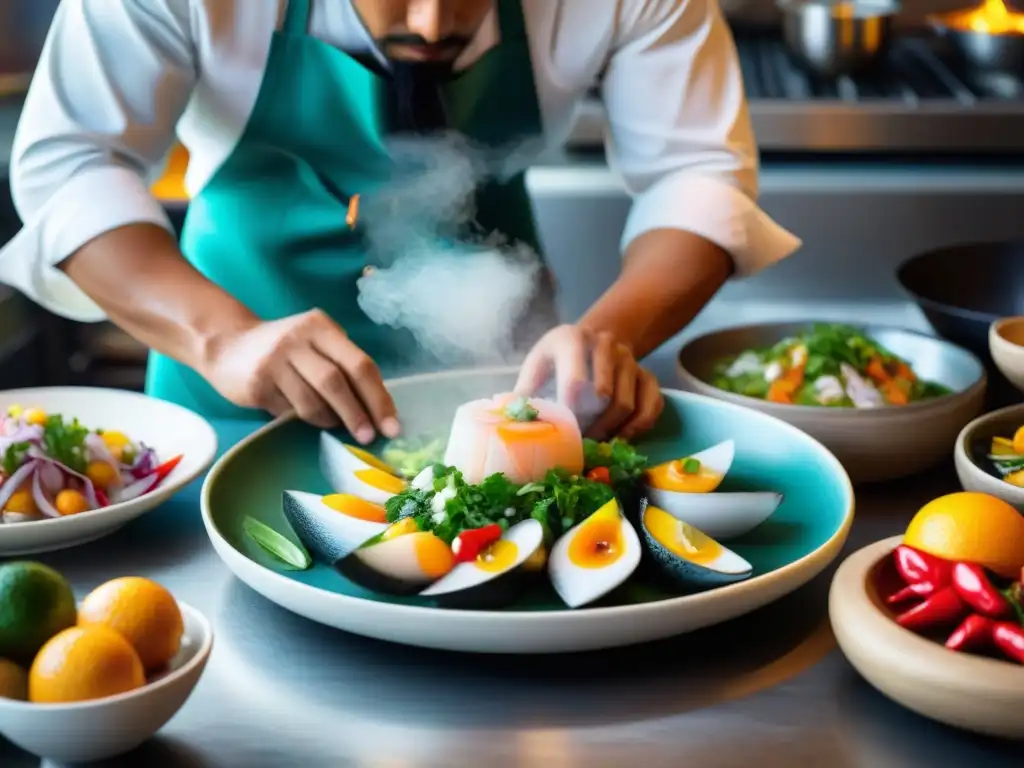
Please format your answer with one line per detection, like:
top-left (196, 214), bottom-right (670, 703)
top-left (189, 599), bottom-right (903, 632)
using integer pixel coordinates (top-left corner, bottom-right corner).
top-left (355, 132), bottom-right (552, 370)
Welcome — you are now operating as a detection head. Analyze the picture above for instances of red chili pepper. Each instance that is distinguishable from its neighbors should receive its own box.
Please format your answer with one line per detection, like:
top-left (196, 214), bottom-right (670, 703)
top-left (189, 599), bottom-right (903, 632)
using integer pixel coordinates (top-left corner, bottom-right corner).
top-left (896, 586), bottom-right (966, 632)
top-left (992, 622), bottom-right (1024, 665)
top-left (586, 467), bottom-right (612, 485)
top-left (95, 489), bottom-right (110, 508)
top-left (153, 455), bottom-right (183, 484)
top-left (887, 581), bottom-right (940, 605)
top-left (452, 524), bottom-right (503, 564)
top-left (945, 614), bottom-right (995, 652)
top-left (893, 545), bottom-right (953, 589)
top-left (951, 562), bottom-right (1012, 618)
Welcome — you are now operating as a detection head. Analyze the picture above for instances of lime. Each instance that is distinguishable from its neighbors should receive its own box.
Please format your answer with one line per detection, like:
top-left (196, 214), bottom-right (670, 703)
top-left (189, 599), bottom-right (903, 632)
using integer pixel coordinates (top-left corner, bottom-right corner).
top-left (0, 657), bottom-right (28, 700)
top-left (0, 562), bottom-right (77, 663)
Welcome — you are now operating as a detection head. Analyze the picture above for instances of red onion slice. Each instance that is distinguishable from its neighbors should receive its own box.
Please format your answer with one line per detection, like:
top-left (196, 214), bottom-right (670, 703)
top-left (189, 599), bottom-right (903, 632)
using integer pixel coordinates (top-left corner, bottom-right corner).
top-left (112, 473), bottom-right (160, 504)
top-left (27, 455), bottom-right (100, 509)
top-left (39, 461), bottom-right (64, 495)
top-left (0, 460), bottom-right (39, 510)
top-left (130, 447), bottom-right (156, 479)
top-left (32, 467), bottom-right (61, 519)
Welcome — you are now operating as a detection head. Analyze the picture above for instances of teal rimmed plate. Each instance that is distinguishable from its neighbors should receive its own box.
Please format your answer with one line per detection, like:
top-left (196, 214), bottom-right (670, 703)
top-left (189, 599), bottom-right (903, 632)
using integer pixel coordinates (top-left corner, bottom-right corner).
top-left (201, 368), bottom-right (854, 653)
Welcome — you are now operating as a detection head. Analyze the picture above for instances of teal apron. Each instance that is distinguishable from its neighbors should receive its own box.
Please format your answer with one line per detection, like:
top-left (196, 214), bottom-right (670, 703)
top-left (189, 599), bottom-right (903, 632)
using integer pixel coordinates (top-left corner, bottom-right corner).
top-left (146, 0), bottom-right (554, 420)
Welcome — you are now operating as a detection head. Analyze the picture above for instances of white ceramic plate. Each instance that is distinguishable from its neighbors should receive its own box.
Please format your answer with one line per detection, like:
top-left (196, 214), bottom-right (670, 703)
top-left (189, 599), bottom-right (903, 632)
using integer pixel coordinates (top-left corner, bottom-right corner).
top-left (0, 602), bottom-right (213, 763)
top-left (830, 536), bottom-right (1024, 740)
top-left (0, 387), bottom-right (217, 556)
top-left (201, 368), bottom-right (856, 654)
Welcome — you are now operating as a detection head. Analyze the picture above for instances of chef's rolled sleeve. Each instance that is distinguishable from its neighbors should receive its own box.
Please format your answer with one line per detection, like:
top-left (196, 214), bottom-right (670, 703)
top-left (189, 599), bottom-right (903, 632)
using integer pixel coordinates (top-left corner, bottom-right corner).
top-left (1, 0), bottom-right (196, 321)
top-left (603, 0), bottom-right (802, 276)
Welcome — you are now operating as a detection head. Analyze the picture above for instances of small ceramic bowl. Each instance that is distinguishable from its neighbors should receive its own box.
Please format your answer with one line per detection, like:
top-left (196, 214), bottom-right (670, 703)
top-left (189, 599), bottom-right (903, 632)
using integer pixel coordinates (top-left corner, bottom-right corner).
top-left (676, 322), bottom-right (987, 484)
top-left (830, 536), bottom-right (1024, 739)
top-left (0, 387), bottom-right (218, 556)
top-left (0, 602), bottom-right (213, 763)
top-left (989, 317), bottom-right (1024, 395)
top-left (954, 402), bottom-right (1024, 511)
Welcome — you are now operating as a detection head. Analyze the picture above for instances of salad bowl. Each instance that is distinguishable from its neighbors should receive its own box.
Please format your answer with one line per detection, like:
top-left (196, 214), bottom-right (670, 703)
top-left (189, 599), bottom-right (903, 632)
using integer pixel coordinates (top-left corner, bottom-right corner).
top-left (989, 316), bottom-right (1024, 395)
top-left (676, 322), bottom-right (987, 483)
top-left (954, 403), bottom-right (1024, 512)
top-left (0, 387), bottom-right (218, 556)
top-left (201, 367), bottom-right (854, 654)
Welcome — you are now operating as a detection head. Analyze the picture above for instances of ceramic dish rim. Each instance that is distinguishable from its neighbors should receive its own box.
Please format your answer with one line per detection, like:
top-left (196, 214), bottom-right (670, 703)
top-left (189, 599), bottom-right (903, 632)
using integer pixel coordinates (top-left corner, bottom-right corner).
top-left (200, 365), bottom-right (856, 621)
top-left (0, 601), bottom-right (213, 712)
top-left (0, 386), bottom-right (219, 532)
top-left (989, 316), bottom-right (1024, 356)
top-left (954, 402), bottom-right (1024, 503)
top-left (676, 321), bottom-right (987, 417)
top-left (831, 535), bottom-right (1024, 682)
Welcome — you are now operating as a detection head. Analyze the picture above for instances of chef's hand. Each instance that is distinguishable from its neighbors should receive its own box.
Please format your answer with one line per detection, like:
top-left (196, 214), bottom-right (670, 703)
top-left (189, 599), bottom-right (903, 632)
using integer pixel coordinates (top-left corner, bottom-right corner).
top-left (201, 309), bottom-right (400, 443)
top-left (514, 324), bottom-right (664, 441)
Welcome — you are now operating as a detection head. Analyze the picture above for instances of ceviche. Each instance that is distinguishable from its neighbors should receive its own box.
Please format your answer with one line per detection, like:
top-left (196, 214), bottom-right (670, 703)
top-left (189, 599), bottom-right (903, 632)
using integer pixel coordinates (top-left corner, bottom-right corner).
top-left (0, 405), bottom-right (182, 524)
top-left (710, 324), bottom-right (951, 408)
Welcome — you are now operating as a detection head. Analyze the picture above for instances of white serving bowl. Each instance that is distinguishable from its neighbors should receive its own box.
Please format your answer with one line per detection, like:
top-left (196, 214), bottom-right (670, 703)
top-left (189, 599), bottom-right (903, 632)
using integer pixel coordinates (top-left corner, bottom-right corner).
top-left (0, 602), bottom-right (213, 763)
top-left (0, 387), bottom-right (217, 556)
top-left (989, 316), bottom-right (1024, 395)
top-left (830, 536), bottom-right (1024, 740)
top-left (954, 402), bottom-right (1024, 511)
top-left (676, 322), bottom-right (987, 483)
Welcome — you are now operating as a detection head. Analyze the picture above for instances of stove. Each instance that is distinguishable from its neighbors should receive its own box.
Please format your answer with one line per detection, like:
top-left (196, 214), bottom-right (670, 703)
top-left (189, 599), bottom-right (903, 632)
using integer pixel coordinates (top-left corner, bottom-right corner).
top-left (569, 29), bottom-right (1024, 154)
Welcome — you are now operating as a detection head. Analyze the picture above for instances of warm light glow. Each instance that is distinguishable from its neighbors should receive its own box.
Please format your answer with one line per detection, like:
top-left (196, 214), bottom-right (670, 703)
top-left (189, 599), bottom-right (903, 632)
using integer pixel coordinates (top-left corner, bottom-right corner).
top-left (945, 0), bottom-right (1024, 35)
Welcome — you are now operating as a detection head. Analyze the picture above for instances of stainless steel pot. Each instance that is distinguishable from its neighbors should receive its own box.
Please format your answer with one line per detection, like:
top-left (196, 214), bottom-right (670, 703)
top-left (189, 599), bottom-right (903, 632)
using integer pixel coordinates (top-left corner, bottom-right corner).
top-left (0, 0), bottom-right (61, 95)
top-left (928, 11), bottom-right (1024, 73)
top-left (779, 0), bottom-right (901, 77)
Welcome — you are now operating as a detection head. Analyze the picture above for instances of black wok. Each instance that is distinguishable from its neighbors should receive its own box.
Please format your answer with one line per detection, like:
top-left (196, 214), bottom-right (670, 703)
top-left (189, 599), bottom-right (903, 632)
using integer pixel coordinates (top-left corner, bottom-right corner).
top-left (897, 240), bottom-right (1024, 408)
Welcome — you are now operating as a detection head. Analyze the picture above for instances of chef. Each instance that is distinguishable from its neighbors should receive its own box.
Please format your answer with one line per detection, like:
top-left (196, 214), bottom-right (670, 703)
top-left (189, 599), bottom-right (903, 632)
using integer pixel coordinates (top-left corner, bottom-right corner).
top-left (0, 0), bottom-right (799, 443)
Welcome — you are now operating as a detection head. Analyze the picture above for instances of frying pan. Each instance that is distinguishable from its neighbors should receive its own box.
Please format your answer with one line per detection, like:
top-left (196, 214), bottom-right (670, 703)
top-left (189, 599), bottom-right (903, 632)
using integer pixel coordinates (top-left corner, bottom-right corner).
top-left (897, 240), bottom-right (1024, 407)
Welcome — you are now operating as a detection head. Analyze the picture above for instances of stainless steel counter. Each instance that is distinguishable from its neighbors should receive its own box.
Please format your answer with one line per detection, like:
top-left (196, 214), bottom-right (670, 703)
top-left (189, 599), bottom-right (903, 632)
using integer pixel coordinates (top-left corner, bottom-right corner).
top-left (1, 350), bottom-right (1021, 767)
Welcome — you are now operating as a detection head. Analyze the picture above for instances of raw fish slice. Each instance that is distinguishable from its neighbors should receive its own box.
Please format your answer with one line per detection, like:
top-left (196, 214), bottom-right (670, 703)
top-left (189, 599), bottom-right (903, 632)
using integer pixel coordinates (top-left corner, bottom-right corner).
top-left (443, 393), bottom-right (584, 484)
top-left (646, 489), bottom-right (783, 541)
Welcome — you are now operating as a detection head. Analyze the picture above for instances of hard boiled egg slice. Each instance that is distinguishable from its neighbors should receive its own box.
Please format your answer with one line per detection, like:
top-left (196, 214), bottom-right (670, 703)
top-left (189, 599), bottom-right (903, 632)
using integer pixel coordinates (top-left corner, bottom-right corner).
top-left (282, 490), bottom-right (389, 563)
top-left (319, 432), bottom-right (406, 503)
top-left (420, 519), bottom-right (544, 609)
top-left (645, 440), bottom-right (734, 494)
top-left (336, 522), bottom-right (455, 595)
top-left (548, 500), bottom-right (641, 609)
top-left (641, 503), bottom-right (752, 590)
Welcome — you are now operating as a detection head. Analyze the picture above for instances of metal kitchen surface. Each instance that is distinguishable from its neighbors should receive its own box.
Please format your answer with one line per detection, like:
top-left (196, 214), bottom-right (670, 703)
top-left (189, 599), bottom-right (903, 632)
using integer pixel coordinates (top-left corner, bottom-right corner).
top-left (570, 30), bottom-right (1024, 153)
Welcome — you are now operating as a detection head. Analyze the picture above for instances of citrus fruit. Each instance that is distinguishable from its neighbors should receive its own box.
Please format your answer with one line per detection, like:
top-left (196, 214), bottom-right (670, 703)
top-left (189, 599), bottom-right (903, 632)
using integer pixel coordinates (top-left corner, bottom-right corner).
top-left (0, 658), bottom-right (28, 700)
top-left (904, 492), bottom-right (1024, 579)
top-left (77, 577), bottom-right (183, 673)
top-left (0, 562), bottom-right (77, 663)
top-left (29, 625), bottom-right (145, 703)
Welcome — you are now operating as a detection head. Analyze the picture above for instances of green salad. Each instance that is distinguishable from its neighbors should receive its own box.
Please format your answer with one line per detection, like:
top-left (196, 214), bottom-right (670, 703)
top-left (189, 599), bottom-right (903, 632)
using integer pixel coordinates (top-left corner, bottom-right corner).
top-left (709, 324), bottom-right (951, 408)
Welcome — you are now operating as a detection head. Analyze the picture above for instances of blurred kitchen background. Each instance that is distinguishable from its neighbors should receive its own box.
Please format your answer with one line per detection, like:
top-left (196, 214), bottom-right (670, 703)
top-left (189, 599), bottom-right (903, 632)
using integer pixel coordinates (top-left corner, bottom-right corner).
top-left (2, 0), bottom-right (1024, 391)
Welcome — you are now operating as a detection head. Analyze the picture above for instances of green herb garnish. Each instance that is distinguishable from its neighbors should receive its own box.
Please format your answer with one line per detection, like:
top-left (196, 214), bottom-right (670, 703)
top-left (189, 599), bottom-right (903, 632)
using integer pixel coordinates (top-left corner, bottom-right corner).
top-left (682, 458), bottom-right (701, 474)
top-left (381, 435), bottom-right (447, 479)
top-left (504, 396), bottom-right (539, 422)
top-left (2, 442), bottom-right (30, 475)
top-left (41, 414), bottom-right (90, 474)
top-left (243, 516), bottom-right (312, 570)
top-left (583, 438), bottom-right (648, 488)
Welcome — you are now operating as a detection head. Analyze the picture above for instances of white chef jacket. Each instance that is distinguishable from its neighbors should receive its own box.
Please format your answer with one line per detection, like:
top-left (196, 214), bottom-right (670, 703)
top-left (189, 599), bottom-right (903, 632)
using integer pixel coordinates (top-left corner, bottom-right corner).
top-left (0, 0), bottom-right (801, 323)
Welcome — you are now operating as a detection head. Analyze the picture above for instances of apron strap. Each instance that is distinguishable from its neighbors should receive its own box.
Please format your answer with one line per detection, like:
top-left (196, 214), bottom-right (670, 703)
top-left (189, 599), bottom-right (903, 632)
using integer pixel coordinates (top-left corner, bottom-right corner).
top-left (282, 0), bottom-right (312, 35)
top-left (496, 0), bottom-right (528, 42)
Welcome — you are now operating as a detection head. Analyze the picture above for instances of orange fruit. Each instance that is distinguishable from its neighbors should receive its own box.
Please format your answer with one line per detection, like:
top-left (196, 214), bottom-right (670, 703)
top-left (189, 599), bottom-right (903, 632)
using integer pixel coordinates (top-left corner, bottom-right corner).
top-left (29, 626), bottom-right (145, 703)
top-left (77, 577), bottom-right (183, 673)
top-left (904, 492), bottom-right (1024, 578)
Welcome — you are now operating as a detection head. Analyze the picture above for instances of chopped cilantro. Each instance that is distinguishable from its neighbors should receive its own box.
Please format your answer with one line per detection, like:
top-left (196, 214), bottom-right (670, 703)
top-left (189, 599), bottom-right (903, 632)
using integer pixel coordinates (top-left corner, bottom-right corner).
top-left (682, 458), bottom-right (701, 474)
top-left (41, 414), bottom-right (90, 474)
top-left (2, 442), bottom-right (30, 475)
top-left (504, 396), bottom-right (539, 422)
top-left (583, 438), bottom-right (648, 488)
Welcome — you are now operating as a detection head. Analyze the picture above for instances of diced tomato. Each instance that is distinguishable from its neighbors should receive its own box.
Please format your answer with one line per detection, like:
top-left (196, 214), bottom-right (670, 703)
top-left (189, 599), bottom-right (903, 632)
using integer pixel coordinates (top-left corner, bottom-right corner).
top-left (452, 524), bottom-right (503, 564)
top-left (586, 467), bottom-right (612, 485)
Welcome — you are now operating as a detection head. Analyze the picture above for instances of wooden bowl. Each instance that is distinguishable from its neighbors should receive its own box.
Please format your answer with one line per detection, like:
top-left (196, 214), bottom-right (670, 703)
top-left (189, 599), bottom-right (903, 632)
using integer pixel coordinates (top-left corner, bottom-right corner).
top-left (830, 536), bottom-right (1024, 739)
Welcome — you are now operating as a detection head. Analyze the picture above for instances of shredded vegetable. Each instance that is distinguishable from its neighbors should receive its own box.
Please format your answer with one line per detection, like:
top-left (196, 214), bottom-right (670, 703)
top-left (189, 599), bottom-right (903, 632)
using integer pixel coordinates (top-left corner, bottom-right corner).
top-left (0, 405), bottom-right (181, 524)
top-left (709, 324), bottom-right (951, 408)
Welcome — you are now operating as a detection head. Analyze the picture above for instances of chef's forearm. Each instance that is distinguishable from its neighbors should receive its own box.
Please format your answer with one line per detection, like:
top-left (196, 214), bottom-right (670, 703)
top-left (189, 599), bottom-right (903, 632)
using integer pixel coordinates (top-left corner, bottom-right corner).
top-left (60, 223), bottom-right (259, 372)
top-left (578, 229), bottom-right (733, 359)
